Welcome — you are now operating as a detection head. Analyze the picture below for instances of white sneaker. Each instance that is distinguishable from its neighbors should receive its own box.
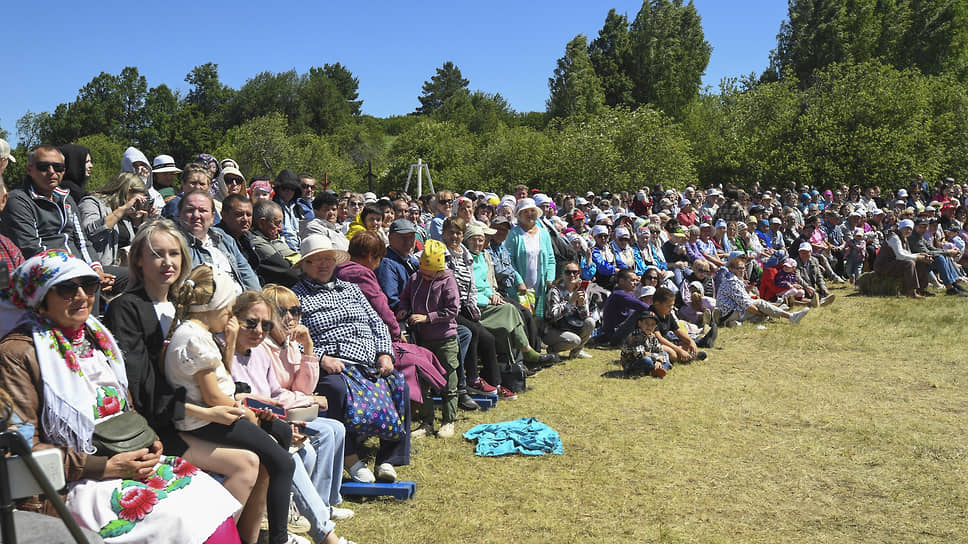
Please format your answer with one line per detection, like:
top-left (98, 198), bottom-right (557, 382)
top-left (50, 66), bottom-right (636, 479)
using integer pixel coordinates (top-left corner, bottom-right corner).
top-left (336, 537), bottom-right (358, 544)
top-left (347, 460), bottom-right (375, 483)
top-left (330, 506), bottom-right (354, 521)
top-left (819, 294), bottom-right (835, 307)
top-left (375, 462), bottom-right (397, 482)
top-left (789, 308), bottom-right (809, 324)
top-left (288, 495), bottom-right (310, 533)
top-left (573, 350), bottom-right (594, 359)
top-left (287, 533), bottom-right (311, 544)
top-left (437, 422), bottom-right (456, 438)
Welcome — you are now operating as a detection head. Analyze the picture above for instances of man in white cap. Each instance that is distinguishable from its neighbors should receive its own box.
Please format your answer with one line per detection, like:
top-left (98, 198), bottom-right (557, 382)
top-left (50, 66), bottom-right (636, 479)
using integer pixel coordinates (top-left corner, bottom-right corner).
top-left (0, 138), bottom-right (15, 176)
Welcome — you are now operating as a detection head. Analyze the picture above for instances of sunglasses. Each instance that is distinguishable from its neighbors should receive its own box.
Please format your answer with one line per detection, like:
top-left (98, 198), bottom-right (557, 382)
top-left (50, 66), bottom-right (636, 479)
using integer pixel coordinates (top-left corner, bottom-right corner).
top-left (564, 269), bottom-right (581, 276)
top-left (278, 305), bottom-right (302, 318)
top-left (34, 161), bottom-right (66, 173)
top-left (301, 184), bottom-right (315, 191)
top-left (438, 199), bottom-right (454, 205)
top-left (224, 177), bottom-right (243, 186)
top-left (348, 201), bottom-right (364, 207)
top-left (52, 277), bottom-right (100, 299)
top-left (242, 318), bottom-right (275, 332)
top-left (643, 276), bottom-right (659, 281)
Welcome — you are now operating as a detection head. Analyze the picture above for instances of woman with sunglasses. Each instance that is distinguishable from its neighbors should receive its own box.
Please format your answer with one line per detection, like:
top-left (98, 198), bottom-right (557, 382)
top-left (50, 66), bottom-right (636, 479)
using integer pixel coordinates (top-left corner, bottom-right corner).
top-left (105, 220), bottom-right (265, 527)
top-left (543, 261), bottom-right (595, 359)
top-left (0, 250), bottom-right (242, 543)
top-left (230, 291), bottom-right (357, 544)
top-left (215, 164), bottom-right (248, 203)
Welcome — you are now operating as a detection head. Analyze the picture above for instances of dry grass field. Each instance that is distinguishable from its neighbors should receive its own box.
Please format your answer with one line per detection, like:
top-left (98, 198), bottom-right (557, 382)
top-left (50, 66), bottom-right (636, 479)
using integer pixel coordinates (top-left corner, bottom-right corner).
top-left (333, 286), bottom-right (968, 543)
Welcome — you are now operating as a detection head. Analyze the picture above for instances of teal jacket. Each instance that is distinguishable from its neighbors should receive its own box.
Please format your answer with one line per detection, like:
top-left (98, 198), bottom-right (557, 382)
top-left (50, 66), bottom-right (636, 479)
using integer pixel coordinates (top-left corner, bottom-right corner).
top-left (504, 223), bottom-right (556, 321)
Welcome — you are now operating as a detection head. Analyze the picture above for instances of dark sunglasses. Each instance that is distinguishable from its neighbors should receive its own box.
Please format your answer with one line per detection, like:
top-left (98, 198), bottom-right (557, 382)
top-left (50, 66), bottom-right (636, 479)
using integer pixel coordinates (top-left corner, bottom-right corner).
top-left (438, 199), bottom-right (454, 205)
top-left (224, 177), bottom-right (243, 186)
top-left (278, 305), bottom-right (302, 318)
top-left (644, 276), bottom-right (659, 281)
top-left (34, 161), bottom-right (66, 173)
top-left (301, 184), bottom-right (315, 191)
top-left (348, 201), bottom-right (364, 207)
top-left (564, 269), bottom-right (581, 276)
top-left (242, 318), bottom-right (274, 332)
top-left (53, 277), bottom-right (100, 299)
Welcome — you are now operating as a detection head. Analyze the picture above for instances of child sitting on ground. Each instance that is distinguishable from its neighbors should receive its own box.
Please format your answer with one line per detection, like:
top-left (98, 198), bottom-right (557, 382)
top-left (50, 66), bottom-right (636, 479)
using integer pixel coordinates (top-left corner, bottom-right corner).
top-left (620, 311), bottom-right (671, 378)
top-left (775, 258), bottom-right (811, 306)
top-left (396, 240), bottom-right (461, 439)
top-left (677, 281), bottom-right (715, 326)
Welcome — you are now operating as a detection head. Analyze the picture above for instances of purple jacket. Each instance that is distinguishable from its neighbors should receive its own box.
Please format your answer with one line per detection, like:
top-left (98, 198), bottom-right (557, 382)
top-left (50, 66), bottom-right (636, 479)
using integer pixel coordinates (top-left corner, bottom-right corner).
top-left (398, 270), bottom-right (460, 341)
top-left (335, 260), bottom-right (401, 339)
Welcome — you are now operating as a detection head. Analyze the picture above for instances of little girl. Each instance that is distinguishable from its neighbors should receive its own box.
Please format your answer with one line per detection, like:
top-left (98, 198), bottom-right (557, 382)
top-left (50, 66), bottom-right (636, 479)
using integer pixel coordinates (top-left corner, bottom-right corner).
top-left (845, 228), bottom-right (868, 284)
top-left (396, 240), bottom-right (461, 438)
top-left (620, 311), bottom-right (671, 378)
top-left (775, 258), bottom-right (810, 306)
top-left (163, 265), bottom-right (306, 544)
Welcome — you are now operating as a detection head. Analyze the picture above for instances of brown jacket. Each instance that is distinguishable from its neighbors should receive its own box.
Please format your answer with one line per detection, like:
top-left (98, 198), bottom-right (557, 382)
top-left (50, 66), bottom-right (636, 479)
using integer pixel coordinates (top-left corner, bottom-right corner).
top-left (0, 327), bottom-right (109, 484)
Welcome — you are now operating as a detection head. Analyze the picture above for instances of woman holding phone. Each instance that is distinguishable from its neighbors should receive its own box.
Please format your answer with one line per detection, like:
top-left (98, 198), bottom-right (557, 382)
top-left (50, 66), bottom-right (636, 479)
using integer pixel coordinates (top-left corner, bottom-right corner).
top-left (543, 261), bottom-right (596, 359)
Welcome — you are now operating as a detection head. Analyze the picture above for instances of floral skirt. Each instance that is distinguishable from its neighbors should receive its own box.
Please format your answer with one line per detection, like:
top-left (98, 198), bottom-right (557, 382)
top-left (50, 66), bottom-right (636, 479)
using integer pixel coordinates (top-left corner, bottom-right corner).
top-left (67, 456), bottom-right (240, 544)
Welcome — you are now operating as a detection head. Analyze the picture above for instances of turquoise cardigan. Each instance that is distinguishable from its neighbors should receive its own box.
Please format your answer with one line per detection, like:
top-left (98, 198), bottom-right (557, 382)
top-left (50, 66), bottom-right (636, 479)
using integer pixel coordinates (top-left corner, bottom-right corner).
top-left (504, 223), bottom-right (556, 321)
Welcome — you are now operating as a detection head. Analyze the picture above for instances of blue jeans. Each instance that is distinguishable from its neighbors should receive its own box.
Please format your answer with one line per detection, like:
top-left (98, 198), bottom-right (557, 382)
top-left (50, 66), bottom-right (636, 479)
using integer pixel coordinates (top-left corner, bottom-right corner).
top-left (928, 255), bottom-right (959, 286)
top-left (291, 416), bottom-right (345, 542)
top-left (455, 324), bottom-right (472, 390)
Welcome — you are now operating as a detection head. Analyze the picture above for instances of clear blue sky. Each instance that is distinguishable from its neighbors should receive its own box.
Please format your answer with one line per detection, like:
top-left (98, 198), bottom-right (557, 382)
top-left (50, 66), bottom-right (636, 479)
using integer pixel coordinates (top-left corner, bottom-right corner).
top-left (0, 1), bottom-right (788, 146)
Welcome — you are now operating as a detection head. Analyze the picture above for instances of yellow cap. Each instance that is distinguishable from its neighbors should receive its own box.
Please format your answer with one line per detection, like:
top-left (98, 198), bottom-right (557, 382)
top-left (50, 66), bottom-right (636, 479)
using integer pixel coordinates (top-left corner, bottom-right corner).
top-left (420, 240), bottom-right (447, 272)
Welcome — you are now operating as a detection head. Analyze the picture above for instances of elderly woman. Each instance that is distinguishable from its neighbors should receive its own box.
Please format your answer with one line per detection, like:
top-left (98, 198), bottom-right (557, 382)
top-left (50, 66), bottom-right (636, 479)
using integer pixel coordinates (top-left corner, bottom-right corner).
top-left (0, 250), bottom-right (240, 543)
top-left (543, 261), bottom-right (596, 359)
top-left (292, 235), bottom-right (410, 485)
top-left (464, 224), bottom-right (557, 391)
top-left (715, 251), bottom-right (810, 327)
top-left (873, 219), bottom-right (934, 298)
top-left (505, 198), bottom-right (557, 321)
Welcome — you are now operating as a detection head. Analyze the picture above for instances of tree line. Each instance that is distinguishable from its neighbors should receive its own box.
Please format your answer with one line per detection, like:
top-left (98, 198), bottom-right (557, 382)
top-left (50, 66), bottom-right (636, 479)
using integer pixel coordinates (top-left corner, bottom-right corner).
top-left (3, 0), bottom-right (966, 195)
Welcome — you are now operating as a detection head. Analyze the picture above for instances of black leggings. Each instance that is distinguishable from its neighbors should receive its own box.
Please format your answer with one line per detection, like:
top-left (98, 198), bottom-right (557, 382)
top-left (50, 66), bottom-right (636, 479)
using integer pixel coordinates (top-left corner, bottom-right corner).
top-left (457, 315), bottom-right (501, 386)
top-left (190, 418), bottom-right (294, 544)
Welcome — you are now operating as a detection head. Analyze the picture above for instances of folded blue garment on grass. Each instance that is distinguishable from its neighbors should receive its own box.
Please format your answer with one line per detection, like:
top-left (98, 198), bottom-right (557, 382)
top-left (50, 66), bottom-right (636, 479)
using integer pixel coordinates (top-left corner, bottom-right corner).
top-left (463, 417), bottom-right (564, 457)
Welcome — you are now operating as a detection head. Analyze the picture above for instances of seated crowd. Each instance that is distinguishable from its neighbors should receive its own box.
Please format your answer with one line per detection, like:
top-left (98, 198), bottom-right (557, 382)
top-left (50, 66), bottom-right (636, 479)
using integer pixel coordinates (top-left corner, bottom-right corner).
top-left (0, 139), bottom-right (967, 544)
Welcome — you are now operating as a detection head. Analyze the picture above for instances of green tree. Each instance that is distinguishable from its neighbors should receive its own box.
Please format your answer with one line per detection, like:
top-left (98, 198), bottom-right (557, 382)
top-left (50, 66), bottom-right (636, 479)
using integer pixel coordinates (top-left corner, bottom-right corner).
top-left (626, 0), bottom-right (712, 117)
top-left (323, 63), bottom-right (363, 116)
top-left (416, 61), bottom-right (470, 115)
top-left (75, 133), bottom-right (125, 192)
top-left (589, 9), bottom-right (633, 107)
top-left (228, 70), bottom-right (304, 131)
top-left (476, 125), bottom-right (552, 193)
top-left (383, 118), bottom-right (478, 194)
top-left (139, 84), bottom-right (180, 160)
top-left (299, 67), bottom-right (353, 134)
top-left (0, 119), bottom-right (8, 140)
top-left (547, 34), bottom-right (606, 119)
top-left (185, 63), bottom-right (234, 120)
top-left (16, 110), bottom-right (52, 149)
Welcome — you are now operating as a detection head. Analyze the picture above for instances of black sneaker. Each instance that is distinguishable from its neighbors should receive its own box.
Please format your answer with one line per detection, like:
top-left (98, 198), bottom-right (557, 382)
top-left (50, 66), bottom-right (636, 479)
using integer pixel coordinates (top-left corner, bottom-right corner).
top-left (537, 353), bottom-right (560, 367)
top-left (946, 287), bottom-right (968, 297)
top-left (696, 321), bottom-right (718, 349)
top-left (458, 393), bottom-right (479, 411)
top-left (695, 350), bottom-right (708, 361)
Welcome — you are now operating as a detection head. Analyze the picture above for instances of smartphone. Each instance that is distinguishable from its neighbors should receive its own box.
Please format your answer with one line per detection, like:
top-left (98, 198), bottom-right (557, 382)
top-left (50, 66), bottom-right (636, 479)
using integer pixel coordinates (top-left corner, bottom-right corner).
top-left (243, 397), bottom-right (287, 417)
top-left (579, 280), bottom-right (590, 292)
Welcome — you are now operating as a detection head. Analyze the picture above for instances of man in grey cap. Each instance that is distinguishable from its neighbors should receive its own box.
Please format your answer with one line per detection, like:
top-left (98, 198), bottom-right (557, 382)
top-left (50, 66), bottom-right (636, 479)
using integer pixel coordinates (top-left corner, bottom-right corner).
top-left (376, 218), bottom-right (419, 311)
top-left (0, 138), bottom-right (15, 177)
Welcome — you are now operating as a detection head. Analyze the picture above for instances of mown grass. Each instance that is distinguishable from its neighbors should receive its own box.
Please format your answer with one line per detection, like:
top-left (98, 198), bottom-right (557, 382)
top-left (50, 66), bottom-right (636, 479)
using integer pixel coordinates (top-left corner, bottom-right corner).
top-left (334, 285), bottom-right (968, 543)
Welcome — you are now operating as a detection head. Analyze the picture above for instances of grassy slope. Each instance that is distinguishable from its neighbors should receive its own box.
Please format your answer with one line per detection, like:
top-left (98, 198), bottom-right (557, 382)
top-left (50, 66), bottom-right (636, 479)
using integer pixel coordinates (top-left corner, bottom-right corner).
top-left (335, 286), bottom-right (968, 543)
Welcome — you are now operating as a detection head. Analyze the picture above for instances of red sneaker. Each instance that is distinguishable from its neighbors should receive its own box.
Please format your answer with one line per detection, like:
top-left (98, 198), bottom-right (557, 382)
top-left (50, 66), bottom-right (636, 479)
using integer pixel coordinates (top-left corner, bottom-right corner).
top-left (497, 386), bottom-right (518, 400)
top-left (468, 377), bottom-right (497, 395)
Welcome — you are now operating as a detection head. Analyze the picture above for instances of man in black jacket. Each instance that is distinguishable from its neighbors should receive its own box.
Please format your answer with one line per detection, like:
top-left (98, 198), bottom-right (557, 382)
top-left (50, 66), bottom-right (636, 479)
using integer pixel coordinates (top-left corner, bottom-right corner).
top-left (908, 219), bottom-right (968, 297)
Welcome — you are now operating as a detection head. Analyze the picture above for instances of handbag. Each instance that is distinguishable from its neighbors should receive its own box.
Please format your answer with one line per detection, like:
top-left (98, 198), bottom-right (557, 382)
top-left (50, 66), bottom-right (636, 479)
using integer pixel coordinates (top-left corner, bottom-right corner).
top-left (92, 410), bottom-right (156, 456)
top-left (342, 363), bottom-right (406, 441)
top-left (556, 313), bottom-right (586, 333)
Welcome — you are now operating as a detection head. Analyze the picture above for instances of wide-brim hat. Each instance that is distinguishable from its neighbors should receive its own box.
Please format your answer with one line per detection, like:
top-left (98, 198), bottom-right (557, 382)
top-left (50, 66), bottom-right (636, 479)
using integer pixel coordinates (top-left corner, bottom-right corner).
top-left (515, 198), bottom-right (538, 216)
top-left (294, 234), bottom-right (350, 269)
top-left (152, 154), bottom-right (181, 173)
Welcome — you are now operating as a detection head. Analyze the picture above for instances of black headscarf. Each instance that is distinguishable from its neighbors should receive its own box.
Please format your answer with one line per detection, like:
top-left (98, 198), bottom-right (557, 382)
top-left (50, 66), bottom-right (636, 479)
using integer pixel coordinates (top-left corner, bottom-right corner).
top-left (59, 144), bottom-right (91, 202)
top-left (273, 169), bottom-right (303, 201)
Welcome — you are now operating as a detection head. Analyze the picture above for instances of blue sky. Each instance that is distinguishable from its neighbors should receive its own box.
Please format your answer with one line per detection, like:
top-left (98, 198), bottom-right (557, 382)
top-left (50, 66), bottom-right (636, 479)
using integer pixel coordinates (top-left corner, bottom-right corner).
top-left (0, 1), bottom-right (788, 146)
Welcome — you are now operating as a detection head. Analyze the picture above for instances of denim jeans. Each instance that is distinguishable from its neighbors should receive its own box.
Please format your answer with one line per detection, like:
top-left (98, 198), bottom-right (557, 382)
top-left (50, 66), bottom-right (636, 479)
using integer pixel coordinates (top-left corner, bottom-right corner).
top-left (291, 416), bottom-right (346, 542)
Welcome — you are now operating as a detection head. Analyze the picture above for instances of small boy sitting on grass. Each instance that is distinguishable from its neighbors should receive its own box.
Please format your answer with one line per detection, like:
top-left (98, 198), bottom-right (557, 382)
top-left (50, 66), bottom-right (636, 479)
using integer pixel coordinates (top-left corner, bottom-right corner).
top-left (650, 286), bottom-right (713, 363)
top-left (619, 311), bottom-right (671, 378)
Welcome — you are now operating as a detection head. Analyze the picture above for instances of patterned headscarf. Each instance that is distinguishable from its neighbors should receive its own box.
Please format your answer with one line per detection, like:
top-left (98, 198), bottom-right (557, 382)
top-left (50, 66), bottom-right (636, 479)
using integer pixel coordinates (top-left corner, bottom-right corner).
top-left (1, 250), bottom-right (128, 453)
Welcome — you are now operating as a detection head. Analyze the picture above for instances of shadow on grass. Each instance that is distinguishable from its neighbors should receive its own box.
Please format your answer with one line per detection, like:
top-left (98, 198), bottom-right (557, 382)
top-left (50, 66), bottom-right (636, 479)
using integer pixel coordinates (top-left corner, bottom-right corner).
top-left (601, 369), bottom-right (629, 379)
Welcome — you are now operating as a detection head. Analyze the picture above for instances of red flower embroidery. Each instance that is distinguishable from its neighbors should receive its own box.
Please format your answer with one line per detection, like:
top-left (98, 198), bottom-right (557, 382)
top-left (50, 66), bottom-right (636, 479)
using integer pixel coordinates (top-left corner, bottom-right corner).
top-left (145, 476), bottom-right (167, 489)
top-left (171, 457), bottom-right (198, 478)
top-left (97, 395), bottom-right (122, 417)
top-left (117, 487), bottom-right (158, 521)
top-left (64, 350), bottom-right (80, 372)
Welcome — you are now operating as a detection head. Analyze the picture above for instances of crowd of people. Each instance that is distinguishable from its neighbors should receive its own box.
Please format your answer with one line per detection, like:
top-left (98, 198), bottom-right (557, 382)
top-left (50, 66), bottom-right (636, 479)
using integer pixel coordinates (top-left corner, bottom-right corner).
top-left (0, 137), bottom-right (967, 544)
